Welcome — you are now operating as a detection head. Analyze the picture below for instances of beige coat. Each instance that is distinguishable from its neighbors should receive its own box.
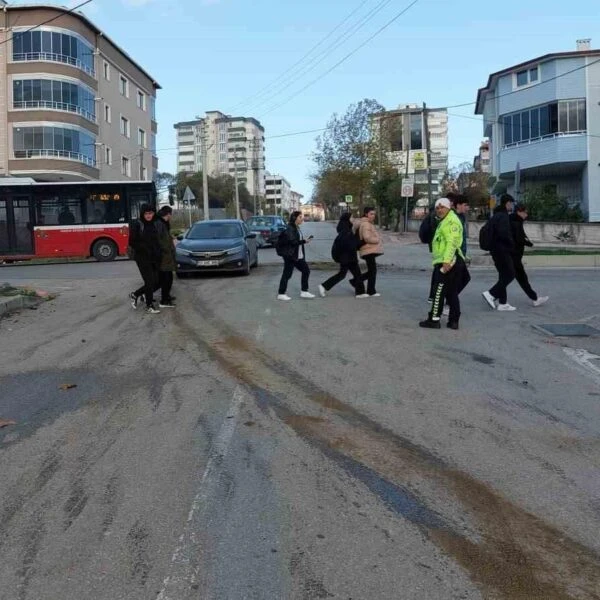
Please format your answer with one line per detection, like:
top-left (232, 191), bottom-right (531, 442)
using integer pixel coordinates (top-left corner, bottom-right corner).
top-left (354, 217), bottom-right (384, 257)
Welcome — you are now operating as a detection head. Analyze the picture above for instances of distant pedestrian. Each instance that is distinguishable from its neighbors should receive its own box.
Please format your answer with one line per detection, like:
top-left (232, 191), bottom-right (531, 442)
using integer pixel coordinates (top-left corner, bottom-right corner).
top-left (482, 194), bottom-right (517, 311)
top-left (510, 204), bottom-right (549, 307)
top-left (351, 206), bottom-right (383, 297)
top-left (419, 197), bottom-right (466, 330)
top-left (155, 206), bottom-right (177, 308)
top-left (276, 211), bottom-right (315, 301)
top-left (129, 204), bottom-right (161, 314)
top-left (318, 213), bottom-right (368, 298)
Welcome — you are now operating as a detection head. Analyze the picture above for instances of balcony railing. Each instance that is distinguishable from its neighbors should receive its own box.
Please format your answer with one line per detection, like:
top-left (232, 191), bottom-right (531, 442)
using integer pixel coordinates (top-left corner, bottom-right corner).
top-left (13, 52), bottom-right (95, 77)
top-left (13, 100), bottom-right (96, 123)
top-left (13, 149), bottom-right (96, 167)
top-left (503, 130), bottom-right (586, 150)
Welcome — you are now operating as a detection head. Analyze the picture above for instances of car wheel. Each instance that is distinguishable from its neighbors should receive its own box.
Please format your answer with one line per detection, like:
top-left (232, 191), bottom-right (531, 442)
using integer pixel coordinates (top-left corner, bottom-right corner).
top-left (92, 238), bottom-right (117, 261)
top-left (251, 251), bottom-right (258, 268)
top-left (241, 252), bottom-right (251, 276)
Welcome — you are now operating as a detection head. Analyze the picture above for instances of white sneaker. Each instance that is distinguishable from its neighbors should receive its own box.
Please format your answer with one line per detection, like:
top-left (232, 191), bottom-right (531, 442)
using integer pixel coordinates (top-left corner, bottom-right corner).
top-left (369, 293), bottom-right (381, 298)
top-left (532, 296), bottom-right (549, 307)
top-left (277, 294), bottom-right (292, 301)
top-left (497, 303), bottom-right (517, 311)
top-left (482, 290), bottom-right (497, 310)
top-left (145, 306), bottom-right (161, 314)
top-left (356, 294), bottom-right (370, 298)
top-left (318, 284), bottom-right (326, 298)
top-left (300, 291), bottom-right (315, 299)
top-left (442, 305), bottom-right (450, 317)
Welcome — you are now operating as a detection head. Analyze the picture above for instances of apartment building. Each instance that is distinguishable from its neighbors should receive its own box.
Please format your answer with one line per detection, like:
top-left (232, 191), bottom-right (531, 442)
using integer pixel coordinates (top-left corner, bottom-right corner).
top-left (475, 40), bottom-right (600, 220)
top-left (174, 111), bottom-right (265, 197)
top-left (290, 190), bottom-right (303, 211)
top-left (473, 140), bottom-right (490, 173)
top-left (264, 172), bottom-right (291, 214)
top-left (372, 103), bottom-right (449, 198)
top-left (0, 4), bottom-right (160, 182)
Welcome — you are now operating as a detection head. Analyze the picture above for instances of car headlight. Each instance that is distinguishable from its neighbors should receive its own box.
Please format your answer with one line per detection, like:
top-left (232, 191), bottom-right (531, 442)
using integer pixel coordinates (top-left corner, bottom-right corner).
top-left (226, 245), bottom-right (244, 255)
top-left (176, 248), bottom-right (192, 256)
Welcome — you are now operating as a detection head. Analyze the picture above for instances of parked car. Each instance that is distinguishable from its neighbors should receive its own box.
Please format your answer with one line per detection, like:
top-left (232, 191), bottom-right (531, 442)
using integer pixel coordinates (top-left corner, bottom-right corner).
top-left (175, 219), bottom-right (258, 276)
top-left (245, 215), bottom-right (287, 247)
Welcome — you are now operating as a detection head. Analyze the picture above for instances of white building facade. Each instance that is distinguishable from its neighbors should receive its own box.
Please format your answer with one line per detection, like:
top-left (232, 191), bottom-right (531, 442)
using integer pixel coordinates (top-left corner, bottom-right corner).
top-left (264, 172), bottom-right (291, 214)
top-left (174, 111), bottom-right (265, 197)
top-left (475, 41), bottom-right (600, 221)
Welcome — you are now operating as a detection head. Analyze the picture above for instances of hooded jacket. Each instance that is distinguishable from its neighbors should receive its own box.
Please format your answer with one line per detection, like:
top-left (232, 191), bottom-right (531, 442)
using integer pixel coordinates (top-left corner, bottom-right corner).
top-left (278, 222), bottom-right (306, 260)
top-left (490, 205), bottom-right (514, 253)
top-left (156, 216), bottom-right (177, 271)
top-left (129, 216), bottom-right (161, 264)
top-left (332, 218), bottom-right (359, 264)
top-left (353, 217), bottom-right (383, 257)
top-left (509, 213), bottom-right (533, 257)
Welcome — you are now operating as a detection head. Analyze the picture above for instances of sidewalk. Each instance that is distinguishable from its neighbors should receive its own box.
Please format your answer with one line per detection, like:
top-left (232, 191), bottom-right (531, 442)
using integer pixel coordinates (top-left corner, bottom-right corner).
top-left (0, 284), bottom-right (49, 318)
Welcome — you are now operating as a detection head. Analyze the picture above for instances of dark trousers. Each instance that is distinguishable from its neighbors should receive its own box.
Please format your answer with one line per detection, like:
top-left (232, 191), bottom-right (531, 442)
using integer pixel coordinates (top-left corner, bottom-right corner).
top-left (430, 259), bottom-right (464, 323)
top-left (322, 261), bottom-right (365, 295)
top-left (279, 258), bottom-right (310, 294)
top-left (512, 255), bottom-right (537, 301)
top-left (134, 261), bottom-right (159, 307)
top-left (489, 251), bottom-right (516, 304)
top-left (358, 254), bottom-right (378, 295)
top-left (156, 271), bottom-right (174, 303)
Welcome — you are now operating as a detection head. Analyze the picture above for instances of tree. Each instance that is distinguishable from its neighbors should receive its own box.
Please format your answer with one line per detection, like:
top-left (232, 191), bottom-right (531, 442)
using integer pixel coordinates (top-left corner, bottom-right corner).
top-left (523, 185), bottom-right (584, 222)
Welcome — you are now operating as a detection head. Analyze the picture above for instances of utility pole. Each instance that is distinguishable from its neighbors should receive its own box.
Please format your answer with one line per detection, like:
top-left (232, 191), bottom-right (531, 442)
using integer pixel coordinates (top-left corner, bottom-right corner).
top-left (233, 146), bottom-right (240, 219)
top-left (423, 102), bottom-right (433, 207)
top-left (200, 122), bottom-right (209, 220)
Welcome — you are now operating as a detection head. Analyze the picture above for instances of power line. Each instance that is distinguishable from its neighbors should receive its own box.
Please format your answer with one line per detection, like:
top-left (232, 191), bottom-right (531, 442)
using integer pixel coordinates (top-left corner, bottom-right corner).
top-left (259, 0), bottom-right (423, 118)
top-left (226, 0), bottom-right (371, 114)
top-left (243, 0), bottom-right (397, 115)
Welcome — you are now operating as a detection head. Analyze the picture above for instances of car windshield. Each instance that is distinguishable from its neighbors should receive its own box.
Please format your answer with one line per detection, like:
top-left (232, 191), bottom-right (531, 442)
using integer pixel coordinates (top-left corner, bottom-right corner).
top-left (247, 218), bottom-right (273, 227)
top-left (187, 222), bottom-right (242, 239)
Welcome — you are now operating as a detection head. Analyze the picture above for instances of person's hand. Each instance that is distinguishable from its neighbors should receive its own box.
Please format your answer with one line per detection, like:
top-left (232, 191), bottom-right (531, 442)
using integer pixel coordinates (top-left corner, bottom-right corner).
top-left (441, 262), bottom-right (453, 273)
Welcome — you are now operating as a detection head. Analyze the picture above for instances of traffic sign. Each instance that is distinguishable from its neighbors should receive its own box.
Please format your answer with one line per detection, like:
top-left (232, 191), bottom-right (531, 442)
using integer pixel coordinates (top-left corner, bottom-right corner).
top-left (183, 186), bottom-right (195, 203)
top-left (344, 195), bottom-right (353, 203)
top-left (401, 181), bottom-right (414, 197)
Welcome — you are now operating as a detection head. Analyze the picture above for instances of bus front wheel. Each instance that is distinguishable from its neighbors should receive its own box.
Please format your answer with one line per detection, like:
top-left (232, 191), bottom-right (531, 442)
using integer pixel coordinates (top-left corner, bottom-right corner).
top-left (92, 239), bottom-right (118, 262)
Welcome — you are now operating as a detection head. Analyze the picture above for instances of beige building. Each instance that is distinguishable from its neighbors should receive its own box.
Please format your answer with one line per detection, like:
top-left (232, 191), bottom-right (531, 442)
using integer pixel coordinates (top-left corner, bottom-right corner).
top-left (174, 111), bottom-right (265, 197)
top-left (264, 172), bottom-right (290, 214)
top-left (290, 190), bottom-right (303, 211)
top-left (0, 4), bottom-right (160, 182)
top-left (473, 140), bottom-right (490, 173)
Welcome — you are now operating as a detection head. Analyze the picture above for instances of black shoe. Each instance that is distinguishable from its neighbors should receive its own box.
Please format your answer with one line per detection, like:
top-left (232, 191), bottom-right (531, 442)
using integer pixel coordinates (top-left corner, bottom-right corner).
top-left (349, 278), bottom-right (356, 288)
top-left (447, 321), bottom-right (459, 330)
top-left (168, 296), bottom-right (176, 302)
top-left (419, 319), bottom-right (441, 329)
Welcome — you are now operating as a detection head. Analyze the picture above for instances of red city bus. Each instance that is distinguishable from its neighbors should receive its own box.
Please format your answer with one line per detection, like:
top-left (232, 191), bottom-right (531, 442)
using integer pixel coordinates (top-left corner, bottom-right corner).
top-left (0, 179), bottom-right (156, 262)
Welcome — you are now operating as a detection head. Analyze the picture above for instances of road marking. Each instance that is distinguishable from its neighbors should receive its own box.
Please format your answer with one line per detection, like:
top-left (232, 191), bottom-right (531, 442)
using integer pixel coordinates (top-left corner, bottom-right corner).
top-left (156, 385), bottom-right (245, 600)
top-left (265, 307), bottom-right (271, 316)
top-left (562, 347), bottom-right (600, 385)
top-left (255, 324), bottom-right (264, 342)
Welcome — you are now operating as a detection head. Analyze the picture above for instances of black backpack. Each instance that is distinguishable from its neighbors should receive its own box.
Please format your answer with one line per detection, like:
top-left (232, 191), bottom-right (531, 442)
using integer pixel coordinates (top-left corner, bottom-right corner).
top-left (275, 229), bottom-right (288, 257)
top-left (479, 220), bottom-right (494, 251)
top-left (419, 213), bottom-right (435, 244)
top-left (331, 237), bottom-right (341, 263)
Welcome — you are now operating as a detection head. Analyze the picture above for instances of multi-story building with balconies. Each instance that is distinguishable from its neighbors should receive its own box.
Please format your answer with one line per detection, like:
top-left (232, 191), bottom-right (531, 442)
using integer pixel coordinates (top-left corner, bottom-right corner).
top-left (0, 4), bottom-right (160, 182)
top-left (264, 172), bottom-right (291, 214)
top-left (174, 111), bottom-right (265, 197)
top-left (475, 40), bottom-right (600, 220)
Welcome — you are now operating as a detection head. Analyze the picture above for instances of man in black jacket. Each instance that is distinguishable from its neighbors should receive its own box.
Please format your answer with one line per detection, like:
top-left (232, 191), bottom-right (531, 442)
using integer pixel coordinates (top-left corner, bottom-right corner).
top-left (128, 203), bottom-right (162, 314)
top-left (510, 204), bottom-right (548, 307)
top-left (154, 206), bottom-right (177, 308)
top-left (482, 194), bottom-right (517, 311)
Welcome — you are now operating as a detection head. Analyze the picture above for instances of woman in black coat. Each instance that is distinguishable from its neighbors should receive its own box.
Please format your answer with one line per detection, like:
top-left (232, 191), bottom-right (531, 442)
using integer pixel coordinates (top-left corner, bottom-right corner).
top-left (277, 211), bottom-right (315, 301)
top-left (318, 213), bottom-right (367, 298)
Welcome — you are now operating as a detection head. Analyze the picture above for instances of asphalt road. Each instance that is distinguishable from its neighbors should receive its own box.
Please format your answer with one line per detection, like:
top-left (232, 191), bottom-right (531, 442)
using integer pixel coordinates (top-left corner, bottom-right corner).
top-left (1, 237), bottom-right (600, 600)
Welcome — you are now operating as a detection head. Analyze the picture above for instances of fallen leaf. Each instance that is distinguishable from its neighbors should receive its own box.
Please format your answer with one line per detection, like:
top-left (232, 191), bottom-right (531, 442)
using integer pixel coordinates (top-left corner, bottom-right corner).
top-left (0, 419), bottom-right (16, 428)
top-left (59, 383), bottom-right (77, 391)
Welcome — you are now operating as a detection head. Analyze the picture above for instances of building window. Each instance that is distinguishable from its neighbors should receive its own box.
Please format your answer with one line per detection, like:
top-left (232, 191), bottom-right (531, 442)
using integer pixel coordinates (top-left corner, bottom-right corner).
top-left (137, 90), bottom-right (145, 110)
top-left (105, 146), bottom-right (112, 165)
top-left (13, 78), bottom-right (96, 122)
top-left (122, 156), bottom-right (131, 177)
top-left (515, 67), bottom-right (539, 88)
top-left (119, 75), bottom-right (129, 97)
top-left (410, 113), bottom-right (423, 150)
top-left (103, 61), bottom-right (110, 80)
top-left (138, 128), bottom-right (146, 147)
top-left (11, 28), bottom-right (95, 76)
top-left (13, 124), bottom-right (96, 166)
top-left (502, 100), bottom-right (586, 146)
top-left (104, 103), bottom-right (111, 123)
top-left (120, 116), bottom-right (130, 138)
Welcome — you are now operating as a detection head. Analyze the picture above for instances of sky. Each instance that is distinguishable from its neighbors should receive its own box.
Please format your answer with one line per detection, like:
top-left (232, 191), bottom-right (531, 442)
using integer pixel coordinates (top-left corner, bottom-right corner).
top-left (11, 0), bottom-right (600, 199)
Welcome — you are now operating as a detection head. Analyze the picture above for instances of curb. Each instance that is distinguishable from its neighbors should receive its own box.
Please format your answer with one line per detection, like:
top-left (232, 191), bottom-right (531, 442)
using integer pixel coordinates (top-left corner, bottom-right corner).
top-left (0, 294), bottom-right (43, 318)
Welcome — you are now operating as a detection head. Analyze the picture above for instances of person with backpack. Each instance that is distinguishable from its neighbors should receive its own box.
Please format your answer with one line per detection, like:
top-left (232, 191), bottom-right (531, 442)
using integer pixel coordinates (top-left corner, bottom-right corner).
top-left (482, 194), bottom-right (517, 311)
top-left (350, 206), bottom-right (383, 297)
top-left (318, 213), bottom-right (368, 298)
top-left (509, 204), bottom-right (549, 307)
top-left (420, 207), bottom-right (440, 303)
top-left (419, 197), bottom-right (466, 330)
top-left (276, 211), bottom-right (315, 301)
top-left (128, 203), bottom-right (162, 314)
top-left (154, 205), bottom-right (177, 308)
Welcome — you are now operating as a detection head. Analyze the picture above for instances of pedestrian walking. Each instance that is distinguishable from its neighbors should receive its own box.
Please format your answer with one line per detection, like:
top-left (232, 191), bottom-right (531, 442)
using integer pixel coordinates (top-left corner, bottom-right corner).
top-left (482, 194), bottom-right (518, 311)
top-left (155, 206), bottom-right (177, 308)
top-left (420, 206), bottom-right (440, 303)
top-left (318, 213), bottom-right (368, 298)
top-left (419, 198), bottom-right (466, 330)
top-left (128, 203), bottom-right (162, 314)
top-left (510, 204), bottom-right (549, 307)
top-left (450, 193), bottom-right (472, 295)
top-left (276, 210), bottom-right (315, 301)
top-left (351, 206), bottom-right (383, 297)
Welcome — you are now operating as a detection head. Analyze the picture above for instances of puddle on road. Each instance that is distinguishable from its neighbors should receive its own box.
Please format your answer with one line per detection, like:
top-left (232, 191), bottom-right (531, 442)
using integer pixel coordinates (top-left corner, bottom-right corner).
top-left (174, 304), bottom-right (600, 600)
